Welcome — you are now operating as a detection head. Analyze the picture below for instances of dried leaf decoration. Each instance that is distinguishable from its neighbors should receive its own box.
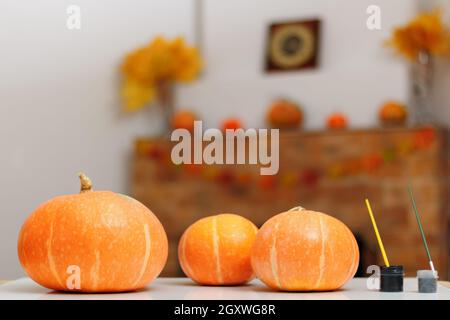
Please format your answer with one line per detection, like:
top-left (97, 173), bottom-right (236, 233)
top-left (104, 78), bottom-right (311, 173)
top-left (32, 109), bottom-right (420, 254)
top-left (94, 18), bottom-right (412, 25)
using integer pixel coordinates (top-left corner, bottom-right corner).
top-left (386, 9), bottom-right (450, 60)
top-left (121, 36), bottom-right (202, 112)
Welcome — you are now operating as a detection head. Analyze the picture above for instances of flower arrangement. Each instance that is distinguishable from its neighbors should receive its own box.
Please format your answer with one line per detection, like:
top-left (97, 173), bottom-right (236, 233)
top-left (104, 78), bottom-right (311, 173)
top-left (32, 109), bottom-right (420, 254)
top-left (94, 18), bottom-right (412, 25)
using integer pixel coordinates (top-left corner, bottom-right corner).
top-left (121, 36), bottom-right (201, 112)
top-left (386, 9), bottom-right (450, 60)
top-left (385, 9), bottom-right (450, 124)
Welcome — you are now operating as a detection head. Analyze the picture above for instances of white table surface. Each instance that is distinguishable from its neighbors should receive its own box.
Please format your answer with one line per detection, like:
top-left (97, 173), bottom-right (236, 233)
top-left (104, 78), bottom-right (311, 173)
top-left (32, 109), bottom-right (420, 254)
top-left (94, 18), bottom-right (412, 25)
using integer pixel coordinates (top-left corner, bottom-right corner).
top-left (0, 277), bottom-right (449, 300)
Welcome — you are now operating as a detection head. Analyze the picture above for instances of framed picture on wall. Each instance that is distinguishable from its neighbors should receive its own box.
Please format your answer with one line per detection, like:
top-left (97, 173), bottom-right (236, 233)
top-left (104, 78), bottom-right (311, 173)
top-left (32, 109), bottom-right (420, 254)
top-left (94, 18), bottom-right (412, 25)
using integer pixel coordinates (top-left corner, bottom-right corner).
top-left (265, 19), bottom-right (321, 72)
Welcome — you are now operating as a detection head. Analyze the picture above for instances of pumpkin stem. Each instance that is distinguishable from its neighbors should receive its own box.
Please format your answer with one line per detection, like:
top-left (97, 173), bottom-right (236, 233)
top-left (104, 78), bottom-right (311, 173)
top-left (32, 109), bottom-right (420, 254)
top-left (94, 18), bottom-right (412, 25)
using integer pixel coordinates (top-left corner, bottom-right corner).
top-left (78, 172), bottom-right (93, 193)
top-left (288, 206), bottom-right (305, 212)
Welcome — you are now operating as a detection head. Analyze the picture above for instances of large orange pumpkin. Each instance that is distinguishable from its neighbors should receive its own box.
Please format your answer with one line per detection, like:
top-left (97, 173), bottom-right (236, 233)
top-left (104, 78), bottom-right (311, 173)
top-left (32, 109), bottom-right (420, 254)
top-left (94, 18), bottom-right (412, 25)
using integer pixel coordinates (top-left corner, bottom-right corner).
top-left (18, 173), bottom-right (168, 293)
top-left (178, 214), bottom-right (258, 285)
top-left (266, 99), bottom-right (303, 129)
top-left (251, 207), bottom-right (359, 291)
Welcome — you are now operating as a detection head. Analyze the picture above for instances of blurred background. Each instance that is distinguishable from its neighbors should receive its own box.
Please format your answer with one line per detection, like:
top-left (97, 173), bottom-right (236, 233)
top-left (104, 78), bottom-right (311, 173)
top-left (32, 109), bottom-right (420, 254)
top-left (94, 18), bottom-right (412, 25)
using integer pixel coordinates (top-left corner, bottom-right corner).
top-left (1, 0), bottom-right (449, 280)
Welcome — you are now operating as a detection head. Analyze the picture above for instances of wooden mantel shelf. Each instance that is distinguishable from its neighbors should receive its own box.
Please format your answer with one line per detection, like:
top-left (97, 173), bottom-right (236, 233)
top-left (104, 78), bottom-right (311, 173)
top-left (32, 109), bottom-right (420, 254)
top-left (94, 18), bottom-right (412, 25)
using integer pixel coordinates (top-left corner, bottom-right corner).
top-left (266, 125), bottom-right (446, 136)
top-left (136, 125), bottom-right (448, 140)
top-left (132, 126), bottom-right (449, 278)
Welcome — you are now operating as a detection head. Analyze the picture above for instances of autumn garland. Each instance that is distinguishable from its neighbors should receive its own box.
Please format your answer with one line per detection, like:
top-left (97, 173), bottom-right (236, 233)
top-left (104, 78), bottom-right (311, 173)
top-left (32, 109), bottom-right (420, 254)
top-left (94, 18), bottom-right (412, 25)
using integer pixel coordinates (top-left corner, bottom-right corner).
top-left (136, 128), bottom-right (436, 190)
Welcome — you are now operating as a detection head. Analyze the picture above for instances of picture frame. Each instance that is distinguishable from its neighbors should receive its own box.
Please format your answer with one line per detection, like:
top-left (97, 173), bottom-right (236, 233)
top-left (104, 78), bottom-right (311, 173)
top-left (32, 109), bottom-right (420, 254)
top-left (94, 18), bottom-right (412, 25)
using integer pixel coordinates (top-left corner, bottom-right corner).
top-left (265, 19), bottom-right (321, 72)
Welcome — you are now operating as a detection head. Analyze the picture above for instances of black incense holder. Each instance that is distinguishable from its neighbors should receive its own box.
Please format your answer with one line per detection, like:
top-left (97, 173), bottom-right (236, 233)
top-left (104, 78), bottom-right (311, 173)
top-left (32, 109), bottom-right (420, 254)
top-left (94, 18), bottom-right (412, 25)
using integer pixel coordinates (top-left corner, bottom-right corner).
top-left (417, 270), bottom-right (438, 293)
top-left (380, 265), bottom-right (404, 292)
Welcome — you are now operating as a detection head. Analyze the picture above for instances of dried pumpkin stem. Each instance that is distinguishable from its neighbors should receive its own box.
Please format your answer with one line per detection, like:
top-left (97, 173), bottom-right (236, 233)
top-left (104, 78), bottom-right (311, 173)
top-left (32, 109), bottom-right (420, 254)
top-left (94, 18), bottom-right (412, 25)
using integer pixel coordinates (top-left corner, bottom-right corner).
top-left (78, 172), bottom-right (93, 193)
top-left (289, 206), bottom-right (305, 212)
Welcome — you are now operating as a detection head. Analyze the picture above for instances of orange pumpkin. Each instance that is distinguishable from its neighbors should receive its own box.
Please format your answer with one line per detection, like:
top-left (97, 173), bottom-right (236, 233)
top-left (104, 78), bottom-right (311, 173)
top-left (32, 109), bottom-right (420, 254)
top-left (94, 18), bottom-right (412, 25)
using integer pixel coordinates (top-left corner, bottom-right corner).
top-left (221, 118), bottom-right (243, 131)
top-left (178, 214), bottom-right (258, 285)
top-left (251, 206), bottom-right (359, 291)
top-left (171, 110), bottom-right (197, 131)
top-left (18, 173), bottom-right (168, 293)
top-left (266, 99), bottom-right (303, 129)
top-left (379, 101), bottom-right (408, 126)
top-left (327, 112), bottom-right (348, 129)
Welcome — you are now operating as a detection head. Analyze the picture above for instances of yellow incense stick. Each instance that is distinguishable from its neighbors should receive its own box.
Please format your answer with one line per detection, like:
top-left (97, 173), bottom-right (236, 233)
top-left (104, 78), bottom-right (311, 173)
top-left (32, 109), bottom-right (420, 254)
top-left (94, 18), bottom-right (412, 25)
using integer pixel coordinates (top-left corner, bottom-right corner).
top-left (365, 199), bottom-right (390, 267)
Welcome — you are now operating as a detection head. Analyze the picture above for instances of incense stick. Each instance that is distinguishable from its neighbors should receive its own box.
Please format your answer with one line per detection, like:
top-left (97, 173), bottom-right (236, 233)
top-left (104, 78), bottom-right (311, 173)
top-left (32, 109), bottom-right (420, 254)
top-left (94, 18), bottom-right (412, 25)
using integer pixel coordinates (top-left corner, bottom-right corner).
top-left (365, 199), bottom-right (390, 267)
top-left (408, 185), bottom-right (435, 272)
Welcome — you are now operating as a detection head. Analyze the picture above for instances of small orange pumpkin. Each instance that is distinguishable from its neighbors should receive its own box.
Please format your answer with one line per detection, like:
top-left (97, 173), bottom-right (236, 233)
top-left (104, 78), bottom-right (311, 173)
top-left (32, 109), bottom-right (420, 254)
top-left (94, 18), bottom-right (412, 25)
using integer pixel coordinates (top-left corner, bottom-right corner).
top-left (266, 99), bottom-right (303, 129)
top-left (326, 112), bottom-right (348, 129)
top-left (171, 110), bottom-right (198, 131)
top-left (221, 117), bottom-right (243, 131)
top-left (18, 173), bottom-right (168, 293)
top-left (251, 206), bottom-right (359, 291)
top-left (179, 214), bottom-right (258, 285)
top-left (379, 101), bottom-right (408, 126)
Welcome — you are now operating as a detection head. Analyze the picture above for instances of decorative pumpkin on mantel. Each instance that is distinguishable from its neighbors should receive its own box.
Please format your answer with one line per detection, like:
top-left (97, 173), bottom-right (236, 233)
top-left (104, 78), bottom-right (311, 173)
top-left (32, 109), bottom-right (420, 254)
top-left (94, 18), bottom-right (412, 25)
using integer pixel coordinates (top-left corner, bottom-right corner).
top-left (171, 110), bottom-right (198, 132)
top-left (221, 118), bottom-right (243, 131)
top-left (379, 101), bottom-right (408, 126)
top-left (17, 173), bottom-right (168, 293)
top-left (326, 112), bottom-right (348, 130)
top-left (251, 206), bottom-right (359, 291)
top-left (266, 99), bottom-right (303, 129)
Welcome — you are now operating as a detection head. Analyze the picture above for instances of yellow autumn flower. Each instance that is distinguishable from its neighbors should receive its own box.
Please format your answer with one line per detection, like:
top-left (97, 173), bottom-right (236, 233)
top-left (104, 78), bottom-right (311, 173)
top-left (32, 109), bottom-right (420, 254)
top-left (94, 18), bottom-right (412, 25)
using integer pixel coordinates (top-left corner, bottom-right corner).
top-left (122, 78), bottom-right (155, 112)
top-left (121, 36), bottom-right (202, 112)
top-left (386, 9), bottom-right (450, 60)
top-left (122, 46), bottom-right (156, 86)
top-left (170, 37), bottom-right (202, 82)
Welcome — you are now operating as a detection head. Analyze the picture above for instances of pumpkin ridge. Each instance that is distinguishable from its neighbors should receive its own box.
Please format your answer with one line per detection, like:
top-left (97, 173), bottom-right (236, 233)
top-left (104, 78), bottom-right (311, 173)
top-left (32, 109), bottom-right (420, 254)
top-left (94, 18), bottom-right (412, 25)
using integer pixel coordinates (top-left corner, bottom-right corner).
top-left (90, 250), bottom-right (101, 291)
top-left (18, 227), bottom-right (27, 269)
top-left (180, 229), bottom-right (194, 279)
top-left (270, 220), bottom-right (281, 289)
top-left (212, 216), bottom-right (223, 284)
top-left (346, 227), bottom-right (360, 284)
top-left (47, 213), bottom-right (63, 289)
top-left (132, 223), bottom-right (151, 288)
top-left (315, 215), bottom-right (326, 289)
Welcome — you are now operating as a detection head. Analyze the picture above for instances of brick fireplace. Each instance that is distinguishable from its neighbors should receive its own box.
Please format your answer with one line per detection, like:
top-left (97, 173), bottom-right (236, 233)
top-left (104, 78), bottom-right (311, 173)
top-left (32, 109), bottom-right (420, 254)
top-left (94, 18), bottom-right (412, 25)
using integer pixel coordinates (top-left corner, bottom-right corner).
top-left (132, 127), bottom-right (449, 279)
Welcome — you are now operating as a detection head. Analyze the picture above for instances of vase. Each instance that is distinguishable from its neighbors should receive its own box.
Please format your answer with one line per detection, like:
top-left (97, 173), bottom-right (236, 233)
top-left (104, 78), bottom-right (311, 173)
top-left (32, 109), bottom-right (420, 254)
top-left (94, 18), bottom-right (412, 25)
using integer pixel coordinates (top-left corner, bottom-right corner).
top-left (156, 81), bottom-right (175, 136)
top-left (410, 50), bottom-right (434, 125)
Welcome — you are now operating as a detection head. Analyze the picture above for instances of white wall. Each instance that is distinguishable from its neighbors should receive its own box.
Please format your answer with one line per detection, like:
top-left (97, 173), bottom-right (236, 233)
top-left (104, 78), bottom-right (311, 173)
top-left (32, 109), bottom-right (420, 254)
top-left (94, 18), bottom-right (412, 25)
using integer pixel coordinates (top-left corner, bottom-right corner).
top-left (0, 0), bottom-right (417, 278)
top-left (179, 0), bottom-right (415, 129)
top-left (0, 0), bottom-right (194, 279)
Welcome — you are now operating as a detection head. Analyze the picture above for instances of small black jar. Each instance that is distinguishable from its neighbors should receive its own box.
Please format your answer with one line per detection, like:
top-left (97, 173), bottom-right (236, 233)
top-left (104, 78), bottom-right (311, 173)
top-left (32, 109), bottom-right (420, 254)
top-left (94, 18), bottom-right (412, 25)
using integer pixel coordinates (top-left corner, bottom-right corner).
top-left (380, 265), bottom-right (404, 292)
